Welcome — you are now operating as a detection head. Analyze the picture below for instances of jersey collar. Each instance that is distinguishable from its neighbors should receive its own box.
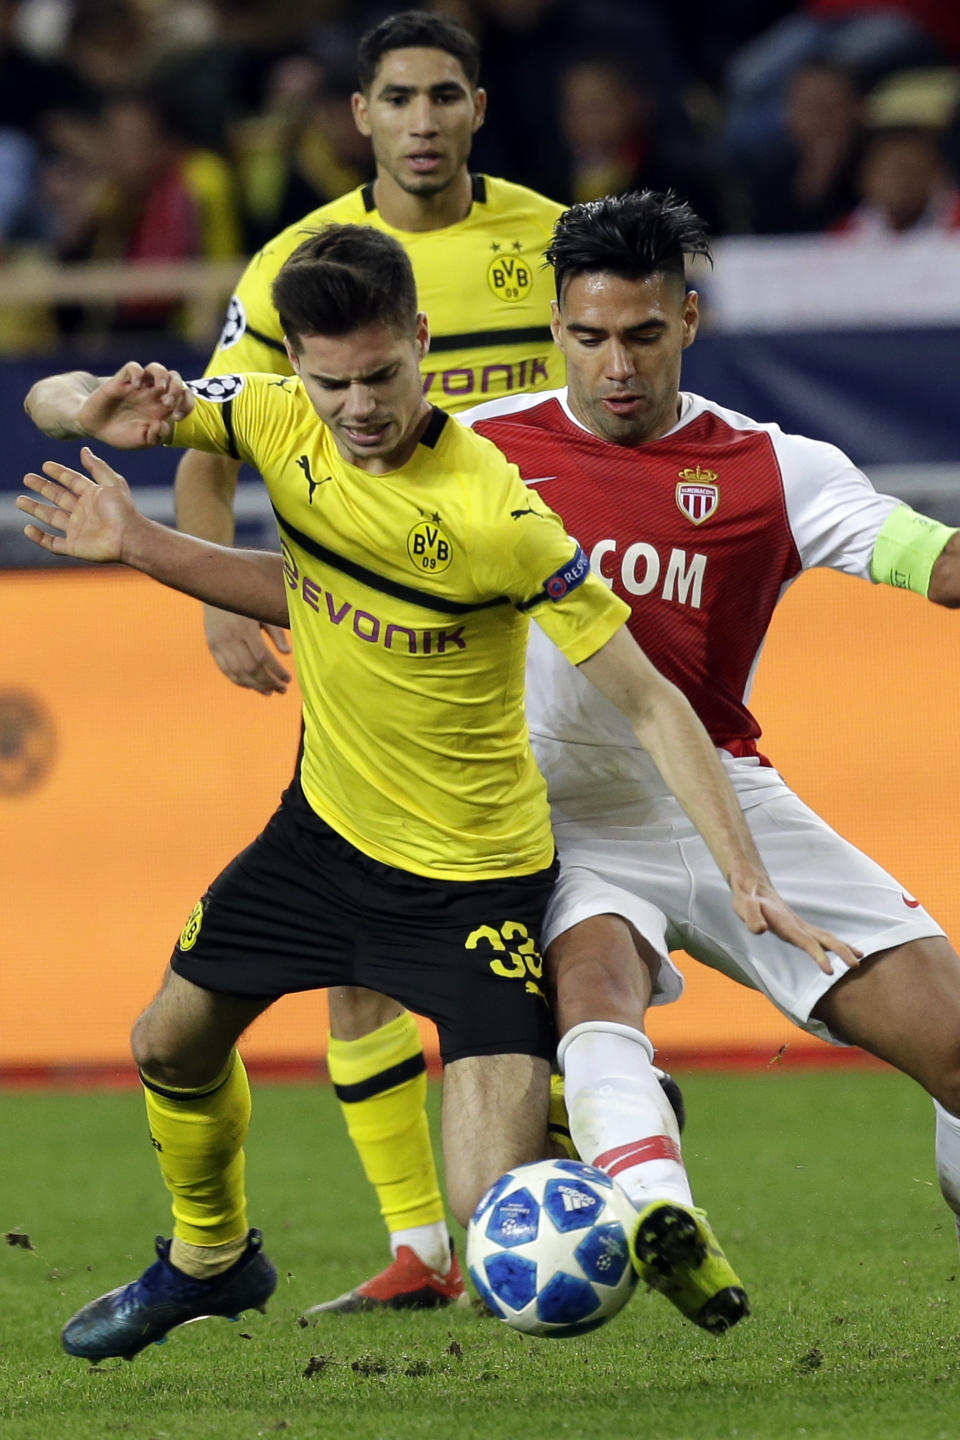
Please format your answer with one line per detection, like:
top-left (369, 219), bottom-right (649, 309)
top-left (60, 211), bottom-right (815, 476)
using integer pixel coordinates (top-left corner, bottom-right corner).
top-left (360, 174), bottom-right (487, 215)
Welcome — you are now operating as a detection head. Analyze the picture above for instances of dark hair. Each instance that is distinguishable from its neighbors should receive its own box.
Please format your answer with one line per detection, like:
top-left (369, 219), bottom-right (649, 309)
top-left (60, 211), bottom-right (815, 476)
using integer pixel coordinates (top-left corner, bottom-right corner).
top-left (546, 191), bottom-right (712, 299)
top-left (272, 225), bottom-right (419, 347)
top-left (357, 9), bottom-right (480, 92)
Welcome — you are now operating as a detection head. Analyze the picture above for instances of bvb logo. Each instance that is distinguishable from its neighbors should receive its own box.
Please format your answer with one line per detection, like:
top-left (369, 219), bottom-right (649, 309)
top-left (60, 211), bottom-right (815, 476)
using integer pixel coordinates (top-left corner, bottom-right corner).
top-left (407, 519), bottom-right (453, 574)
top-left (487, 253), bottom-right (532, 304)
top-left (0, 689), bottom-right (56, 797)
top-left (178, 900), bottom-right (204, 951)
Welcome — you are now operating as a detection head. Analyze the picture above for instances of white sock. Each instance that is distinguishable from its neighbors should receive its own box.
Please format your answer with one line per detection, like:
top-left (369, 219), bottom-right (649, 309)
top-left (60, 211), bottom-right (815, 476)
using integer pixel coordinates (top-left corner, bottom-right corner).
top-left (558, 1021), bottom-right (692, 1208)
top-left (933, 1099), bottom-right (960, 1244)
top-left (389, 1221), bottom-right (451, 1273)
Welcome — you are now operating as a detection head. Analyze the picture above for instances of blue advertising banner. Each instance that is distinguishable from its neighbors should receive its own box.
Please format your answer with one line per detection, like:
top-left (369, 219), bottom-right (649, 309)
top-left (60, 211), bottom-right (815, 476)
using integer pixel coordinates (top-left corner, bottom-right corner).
top-left (2, 326), bottom-right (959, 567)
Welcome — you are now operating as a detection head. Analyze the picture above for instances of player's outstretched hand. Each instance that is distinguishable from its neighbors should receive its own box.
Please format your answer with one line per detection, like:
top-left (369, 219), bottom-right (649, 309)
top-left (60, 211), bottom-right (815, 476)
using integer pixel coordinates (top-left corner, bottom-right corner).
top-left (203, 607), bottom-right (293, 695)
top-left (732, 877), bottom-right (862, 975)
top-left (76, 361), bottom-right (193, 449)
top-left (17, 448), bottom-right (139, 562)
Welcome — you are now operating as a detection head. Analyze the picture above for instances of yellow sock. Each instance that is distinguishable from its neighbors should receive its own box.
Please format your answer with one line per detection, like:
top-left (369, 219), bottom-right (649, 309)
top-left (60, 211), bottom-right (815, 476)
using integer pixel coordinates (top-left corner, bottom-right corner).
top-left (328, 1012), bottom-right (444, 1234)
top-left (548, 1072), bottom-right (579, 1160)
top-left (142, 1049), bottom-right (250, 1251)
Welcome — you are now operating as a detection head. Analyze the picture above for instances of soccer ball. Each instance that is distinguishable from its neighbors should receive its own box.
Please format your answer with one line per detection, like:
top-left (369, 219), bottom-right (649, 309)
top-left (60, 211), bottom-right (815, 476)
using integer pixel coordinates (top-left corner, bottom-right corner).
top-left (466, 1158), bottom-right (638, 1337)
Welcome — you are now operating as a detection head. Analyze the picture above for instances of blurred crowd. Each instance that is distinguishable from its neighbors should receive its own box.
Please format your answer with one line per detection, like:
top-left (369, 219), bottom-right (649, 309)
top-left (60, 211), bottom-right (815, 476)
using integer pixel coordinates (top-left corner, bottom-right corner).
top-left (2, 0), bottom-right (960, 345)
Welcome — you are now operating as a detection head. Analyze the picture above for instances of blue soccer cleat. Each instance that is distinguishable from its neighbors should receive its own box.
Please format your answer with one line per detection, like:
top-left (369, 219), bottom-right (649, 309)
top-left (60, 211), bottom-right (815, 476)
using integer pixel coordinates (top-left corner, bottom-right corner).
top-left (61, 1229), bottom-right (277, 1361)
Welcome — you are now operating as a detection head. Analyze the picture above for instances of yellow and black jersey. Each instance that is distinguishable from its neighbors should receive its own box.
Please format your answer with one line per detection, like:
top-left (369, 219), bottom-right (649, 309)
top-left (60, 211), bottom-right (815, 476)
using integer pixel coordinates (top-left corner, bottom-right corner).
top-left (172, 375), bottom-right (628, 879)
top-left (205, 175), bottom-right (565, 413)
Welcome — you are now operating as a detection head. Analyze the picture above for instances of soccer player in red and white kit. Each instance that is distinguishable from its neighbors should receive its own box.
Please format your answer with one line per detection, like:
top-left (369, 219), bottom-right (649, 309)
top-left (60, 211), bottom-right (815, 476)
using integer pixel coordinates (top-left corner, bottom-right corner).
top-left (456, 189), bottom-right (960, 1262)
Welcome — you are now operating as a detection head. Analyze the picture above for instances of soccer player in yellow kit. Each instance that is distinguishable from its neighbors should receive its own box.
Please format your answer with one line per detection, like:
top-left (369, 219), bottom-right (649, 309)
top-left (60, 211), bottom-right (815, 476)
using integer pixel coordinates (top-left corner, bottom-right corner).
top-left (174, 9), bottom-right (567, 1310)
top-left (20, 226), bottom-right (852, 1358)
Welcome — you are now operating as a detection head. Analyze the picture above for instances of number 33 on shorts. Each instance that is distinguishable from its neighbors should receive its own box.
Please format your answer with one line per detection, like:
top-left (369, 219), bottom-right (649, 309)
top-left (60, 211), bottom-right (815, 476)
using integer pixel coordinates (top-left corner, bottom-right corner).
top-left (466, 921), bottom-right (546, 999)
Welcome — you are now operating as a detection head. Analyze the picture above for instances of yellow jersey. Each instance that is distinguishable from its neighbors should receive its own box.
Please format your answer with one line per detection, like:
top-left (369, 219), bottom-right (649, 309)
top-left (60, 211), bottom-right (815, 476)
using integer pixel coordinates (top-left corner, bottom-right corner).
top-left (205, 175), bottom-right (565, 412)
top-left (172, 375), bottom-right (628, 879)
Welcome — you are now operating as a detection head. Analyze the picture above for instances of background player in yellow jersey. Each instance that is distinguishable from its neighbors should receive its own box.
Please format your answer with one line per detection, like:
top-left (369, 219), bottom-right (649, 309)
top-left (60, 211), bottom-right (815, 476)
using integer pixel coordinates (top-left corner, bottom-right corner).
top-left (174, 9), bottom-right (568, 1312)
top-left (180, 10), bottom-right (564, 697)
top-left (21, 226), bottom-right (854, 1358)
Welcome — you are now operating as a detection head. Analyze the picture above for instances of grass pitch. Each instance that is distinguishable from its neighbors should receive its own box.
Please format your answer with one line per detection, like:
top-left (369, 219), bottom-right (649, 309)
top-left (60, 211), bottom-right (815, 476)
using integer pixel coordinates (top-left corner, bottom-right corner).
top-left (2, 1070), bottom-right (958, 1440)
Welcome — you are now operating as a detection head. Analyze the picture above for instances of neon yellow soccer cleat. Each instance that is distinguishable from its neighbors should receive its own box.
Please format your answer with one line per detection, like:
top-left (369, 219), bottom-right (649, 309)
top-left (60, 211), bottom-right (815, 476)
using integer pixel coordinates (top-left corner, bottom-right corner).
top-left (630, 1201), bottom-right (749, 1333)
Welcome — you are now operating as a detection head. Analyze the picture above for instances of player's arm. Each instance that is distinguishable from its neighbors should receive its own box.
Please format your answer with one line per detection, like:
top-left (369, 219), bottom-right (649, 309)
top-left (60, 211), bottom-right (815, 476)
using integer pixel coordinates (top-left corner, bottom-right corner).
top-left (868, 504), bottom-right (960, 609)
top-left (175, 261), bottom-right (296, 694)
top-left (24, 363), bottom-right (193, 447)
top-left (27, 360), bottom-right (294, 692)
top-left (18, 449), bottom-right (290, 627)
top-left (174, 448), bottom-right (292, 695)
top-left (930, 533), bottom-right (960, 606)
top-left (578, 624), bottom-right (861, 974)
top-left (776, 433), bottom-right (960, 607)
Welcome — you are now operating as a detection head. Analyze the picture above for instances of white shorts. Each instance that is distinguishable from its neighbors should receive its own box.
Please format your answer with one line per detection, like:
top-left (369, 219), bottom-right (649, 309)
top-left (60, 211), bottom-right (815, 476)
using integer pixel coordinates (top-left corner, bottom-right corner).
top-left (543, 773), bottom-right (944, 1045)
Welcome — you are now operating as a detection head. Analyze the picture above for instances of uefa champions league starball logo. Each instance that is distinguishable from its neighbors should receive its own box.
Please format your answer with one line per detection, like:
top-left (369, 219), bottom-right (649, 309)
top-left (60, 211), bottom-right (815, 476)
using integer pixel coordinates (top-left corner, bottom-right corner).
top-left (467, 1158), bottom-right (637, 1337)
top-left (216, 296), bottom-right (246, 351)
top-left (187, 375), bottom-right (246, 404)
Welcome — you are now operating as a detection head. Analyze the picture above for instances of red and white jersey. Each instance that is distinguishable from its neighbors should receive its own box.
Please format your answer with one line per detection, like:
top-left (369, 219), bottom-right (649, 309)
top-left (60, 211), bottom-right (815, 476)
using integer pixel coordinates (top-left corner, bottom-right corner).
top-left (460, 387), bottom-right (899, 803)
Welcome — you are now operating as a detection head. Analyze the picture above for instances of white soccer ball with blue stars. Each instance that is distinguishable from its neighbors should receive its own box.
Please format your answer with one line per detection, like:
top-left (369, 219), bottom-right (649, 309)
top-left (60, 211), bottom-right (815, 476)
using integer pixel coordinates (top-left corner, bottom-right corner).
top-left (466, 1158), bottom-right (638, 1337)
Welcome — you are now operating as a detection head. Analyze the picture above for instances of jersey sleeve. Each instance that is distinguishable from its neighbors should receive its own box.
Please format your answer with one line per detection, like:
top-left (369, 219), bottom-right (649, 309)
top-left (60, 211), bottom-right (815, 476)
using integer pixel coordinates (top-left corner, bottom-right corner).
top-left (203, 241), bottom-right (293, 380)
top-left (774, 428), bottom-right (902, 580)
top-left (471, 460), bottom-right (630, 663)
top-left (169, 374), bottom-right (281, 472)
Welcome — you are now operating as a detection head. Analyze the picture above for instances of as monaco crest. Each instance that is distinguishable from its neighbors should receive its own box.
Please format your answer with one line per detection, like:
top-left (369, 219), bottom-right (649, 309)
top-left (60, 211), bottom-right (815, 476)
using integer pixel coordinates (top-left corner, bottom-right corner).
top-left (676, 466), bottom-right (719, 524)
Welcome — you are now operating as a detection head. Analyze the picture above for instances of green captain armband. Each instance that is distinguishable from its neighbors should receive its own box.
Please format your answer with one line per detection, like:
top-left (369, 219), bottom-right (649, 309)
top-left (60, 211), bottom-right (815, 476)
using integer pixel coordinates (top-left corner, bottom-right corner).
top-left (869, 505), bottom-right (958, 596)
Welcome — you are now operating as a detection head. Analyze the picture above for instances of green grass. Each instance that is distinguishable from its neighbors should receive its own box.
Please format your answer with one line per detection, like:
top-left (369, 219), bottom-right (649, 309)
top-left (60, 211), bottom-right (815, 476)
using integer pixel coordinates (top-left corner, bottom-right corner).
top-left (2, 1071), bottom-right (959, 1440)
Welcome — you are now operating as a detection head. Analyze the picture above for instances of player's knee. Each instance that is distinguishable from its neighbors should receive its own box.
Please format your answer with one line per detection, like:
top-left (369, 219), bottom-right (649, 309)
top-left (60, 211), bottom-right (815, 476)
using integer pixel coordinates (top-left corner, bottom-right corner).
top-left (550, 947), bottom-right (647, 1031)
top-left (130, 1014), bottom-right (214, 1087)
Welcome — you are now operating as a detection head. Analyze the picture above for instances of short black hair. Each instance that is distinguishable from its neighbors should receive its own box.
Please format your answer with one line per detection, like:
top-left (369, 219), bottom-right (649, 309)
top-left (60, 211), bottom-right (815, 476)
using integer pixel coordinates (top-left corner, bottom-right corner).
top-left (272, 225), bottom-right (419, 349)
top-left (357, 9), bottom-right (480, 92)
top-left (546, 191), bottom-right (712, 300)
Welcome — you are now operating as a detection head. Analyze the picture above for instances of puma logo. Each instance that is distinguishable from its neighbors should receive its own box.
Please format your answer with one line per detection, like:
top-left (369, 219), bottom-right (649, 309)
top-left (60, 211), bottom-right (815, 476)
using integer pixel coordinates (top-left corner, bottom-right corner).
top-left (297, 455), bottom-right (330, 504)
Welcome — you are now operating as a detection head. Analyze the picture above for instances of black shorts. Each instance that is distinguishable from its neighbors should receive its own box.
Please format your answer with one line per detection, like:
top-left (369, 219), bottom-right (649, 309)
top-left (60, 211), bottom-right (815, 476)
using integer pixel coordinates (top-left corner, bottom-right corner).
top-left (171, 778), bottom-right (558, 1065)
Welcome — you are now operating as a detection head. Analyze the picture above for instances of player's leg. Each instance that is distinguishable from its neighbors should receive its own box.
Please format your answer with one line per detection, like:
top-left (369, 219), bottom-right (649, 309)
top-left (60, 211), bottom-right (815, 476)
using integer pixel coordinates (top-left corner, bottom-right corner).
top-left (306, 985), bottom-right (453, 1315)
top-left (132, 966), bottom-right (271, 1274)
top-left (548, 909), bottom-right (748, 1333)
top-left (62, 968), bottom-right (277, 1362)
top-left (672, 787), bottom-right (960, 1251)
top-left (441, 1052), bottom-right (552, 1226)
top-left (63, 779), bottom-right (368, 1360)
top-left (810, 936), bottom-right (960, 1237)
top-left (302, 835), bottom-right (559, 1317)
top-left (550, 914), bottom-right (690, 1203)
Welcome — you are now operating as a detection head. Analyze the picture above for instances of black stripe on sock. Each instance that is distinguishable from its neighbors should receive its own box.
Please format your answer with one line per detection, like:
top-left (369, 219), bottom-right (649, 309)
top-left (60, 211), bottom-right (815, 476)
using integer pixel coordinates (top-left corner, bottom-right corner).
top-left (333, 1051), bottom-right (427, 1104)
top-left (139, 1068), bottom-right (232, 1102)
